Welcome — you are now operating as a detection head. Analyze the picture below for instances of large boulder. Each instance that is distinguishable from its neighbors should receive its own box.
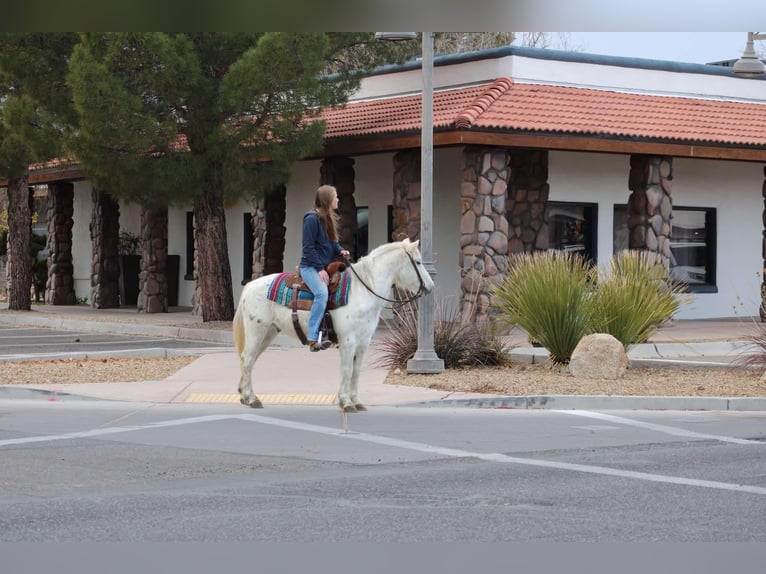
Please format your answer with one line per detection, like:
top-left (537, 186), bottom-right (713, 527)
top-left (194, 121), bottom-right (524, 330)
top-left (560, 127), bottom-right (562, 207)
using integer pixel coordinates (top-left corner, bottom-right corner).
top-left (569, 333), bottom-right (628, 380)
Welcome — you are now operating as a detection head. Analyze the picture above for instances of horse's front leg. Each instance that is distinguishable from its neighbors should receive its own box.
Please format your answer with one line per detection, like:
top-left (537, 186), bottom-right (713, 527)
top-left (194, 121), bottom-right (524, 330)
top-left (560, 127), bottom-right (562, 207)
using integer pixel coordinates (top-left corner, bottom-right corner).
top-left (337, 344), bottom-right (357, 413)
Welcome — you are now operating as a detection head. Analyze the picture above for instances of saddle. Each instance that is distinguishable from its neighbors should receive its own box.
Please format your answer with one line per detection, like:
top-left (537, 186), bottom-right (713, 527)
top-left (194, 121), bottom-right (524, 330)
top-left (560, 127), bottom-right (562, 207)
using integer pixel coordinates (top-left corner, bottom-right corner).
top-left (285, 260), bottom-right (348, 312)
top-left (283, 260), bottom-right (347, 346)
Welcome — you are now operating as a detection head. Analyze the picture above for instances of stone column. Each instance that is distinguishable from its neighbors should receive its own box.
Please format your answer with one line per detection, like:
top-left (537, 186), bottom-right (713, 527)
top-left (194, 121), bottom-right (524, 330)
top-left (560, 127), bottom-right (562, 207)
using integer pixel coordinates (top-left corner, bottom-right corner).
top-left (45, 181), bottom-right (76, 305)
top-left (191, 213), bottom-right (201, 316)
top-left (459, 147), bottom-right (549, 325)
top-left (320, 157), bottom-right (357, 255)
top-left (264, 185), bottom-right (286, 275)
top-left (136, 206), bottom-right (168, 313)
top-left (627, 155), bottom-right (673, 264)
top-left (760, 167), bottom-right (766, 321)
top-left (248, 185), bottom-right (287, 282)
top-left (391, 149), bottom-right (421, 241)
top-left (508, 150), bottom-right (550, 253)
top-left (89, 189), bottom-right (121, 308)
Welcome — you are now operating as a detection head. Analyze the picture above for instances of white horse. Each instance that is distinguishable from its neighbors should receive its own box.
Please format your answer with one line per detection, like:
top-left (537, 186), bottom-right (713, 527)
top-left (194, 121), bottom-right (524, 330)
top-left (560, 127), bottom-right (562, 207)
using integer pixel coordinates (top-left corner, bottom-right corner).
top-left (233, 238), bottom-right (434, 412)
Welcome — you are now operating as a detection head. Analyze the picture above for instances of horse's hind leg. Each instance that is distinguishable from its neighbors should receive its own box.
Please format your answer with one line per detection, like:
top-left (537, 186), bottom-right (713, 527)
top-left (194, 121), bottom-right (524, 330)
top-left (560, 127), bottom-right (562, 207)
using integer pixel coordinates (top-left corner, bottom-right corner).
top-left (238, 324), bottom-right (278, 408)
top-left (349, 345), bottom-right (368, 411)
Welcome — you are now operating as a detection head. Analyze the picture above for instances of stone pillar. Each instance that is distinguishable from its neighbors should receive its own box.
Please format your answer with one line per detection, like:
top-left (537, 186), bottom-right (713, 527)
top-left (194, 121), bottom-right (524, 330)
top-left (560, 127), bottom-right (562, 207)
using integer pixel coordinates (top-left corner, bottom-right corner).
top-left (760, 167), bottom-right (766, 321)
top-left (320, 157), bottom-right (357, 256)
top-left (89, 189), bottom-right (121, 308)
top-left (459, 147), bottom-right (548, 325)
top-left (136, 206), bottom-right (169, 313)
top-left (45, 181), bottom-right (76, 305)
top-left (508, 150), bottom-right (550, 253)
top-left (391, 149), bottom-right (421, 241)
top-left (191, 213), bottom-right (201, 316)
top-left (264, 185), bottom-right (286, 275)
top-left (627, 155), bottom-right (673, 265)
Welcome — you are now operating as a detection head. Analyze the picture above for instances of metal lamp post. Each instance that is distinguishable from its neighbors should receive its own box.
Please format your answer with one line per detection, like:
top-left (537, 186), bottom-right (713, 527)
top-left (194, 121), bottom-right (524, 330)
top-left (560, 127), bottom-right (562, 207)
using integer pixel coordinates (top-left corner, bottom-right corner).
top-left (376, 32), bottom-right (444, 373)
top-left (733, 32), bottom-right (766, 77)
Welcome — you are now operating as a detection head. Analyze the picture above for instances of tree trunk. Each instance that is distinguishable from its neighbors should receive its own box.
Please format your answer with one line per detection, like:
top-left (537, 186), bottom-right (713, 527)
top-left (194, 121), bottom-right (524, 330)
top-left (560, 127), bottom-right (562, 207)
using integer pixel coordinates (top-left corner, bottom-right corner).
top-left (6, 175), bottom-right (33, 311)
top-left (193, 165), bottom-right (234, 321)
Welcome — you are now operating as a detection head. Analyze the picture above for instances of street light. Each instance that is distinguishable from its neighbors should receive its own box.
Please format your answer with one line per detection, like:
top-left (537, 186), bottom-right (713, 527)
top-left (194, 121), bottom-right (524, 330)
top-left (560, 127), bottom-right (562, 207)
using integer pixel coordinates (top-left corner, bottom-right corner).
top-left (375, 31), bottom-right (444, 373)
top-left (733, 32), bottom-right (766, 77)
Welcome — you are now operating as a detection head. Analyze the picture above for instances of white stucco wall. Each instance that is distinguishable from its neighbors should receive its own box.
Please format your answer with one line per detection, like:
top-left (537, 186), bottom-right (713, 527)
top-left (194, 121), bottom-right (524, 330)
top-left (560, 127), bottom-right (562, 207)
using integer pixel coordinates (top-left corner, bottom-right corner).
top-left (70, 147), bottom-right (764, 320)
top-left (70, 181), bottom-right (94, 301)
top-left (548, 151), bottom-right (763, 319)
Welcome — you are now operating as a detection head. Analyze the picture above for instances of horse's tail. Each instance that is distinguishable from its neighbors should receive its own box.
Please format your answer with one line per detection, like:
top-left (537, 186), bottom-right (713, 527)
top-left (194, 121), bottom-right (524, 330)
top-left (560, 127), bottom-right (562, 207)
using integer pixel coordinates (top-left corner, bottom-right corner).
top-left (233, 303), bottom-right (245, 357)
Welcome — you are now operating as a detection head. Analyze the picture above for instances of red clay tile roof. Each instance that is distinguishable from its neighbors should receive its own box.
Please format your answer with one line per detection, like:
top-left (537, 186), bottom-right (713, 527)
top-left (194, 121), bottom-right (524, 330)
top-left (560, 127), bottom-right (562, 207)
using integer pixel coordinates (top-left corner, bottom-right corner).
top-left (320, 78), bottom-right (766, 147)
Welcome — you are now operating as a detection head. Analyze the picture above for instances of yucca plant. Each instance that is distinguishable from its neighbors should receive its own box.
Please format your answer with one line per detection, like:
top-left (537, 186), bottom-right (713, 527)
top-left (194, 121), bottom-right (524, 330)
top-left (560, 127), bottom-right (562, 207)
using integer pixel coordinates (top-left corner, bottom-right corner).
top-left (587, 250), bottom-right (688, 347)
top-left (490, 251), bottom-right (593, 365)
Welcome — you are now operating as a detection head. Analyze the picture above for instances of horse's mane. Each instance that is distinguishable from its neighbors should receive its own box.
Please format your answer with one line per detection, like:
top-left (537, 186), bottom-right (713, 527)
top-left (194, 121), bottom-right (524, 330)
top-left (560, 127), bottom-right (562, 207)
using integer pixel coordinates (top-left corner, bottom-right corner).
top-left (350, 240), bottom-right (407, 285)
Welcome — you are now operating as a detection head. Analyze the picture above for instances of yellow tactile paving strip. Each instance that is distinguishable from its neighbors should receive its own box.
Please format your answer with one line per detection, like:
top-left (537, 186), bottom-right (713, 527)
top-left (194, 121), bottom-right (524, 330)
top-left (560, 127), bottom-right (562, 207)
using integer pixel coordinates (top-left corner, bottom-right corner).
top-left (185, 393), bottom-right (337, 405)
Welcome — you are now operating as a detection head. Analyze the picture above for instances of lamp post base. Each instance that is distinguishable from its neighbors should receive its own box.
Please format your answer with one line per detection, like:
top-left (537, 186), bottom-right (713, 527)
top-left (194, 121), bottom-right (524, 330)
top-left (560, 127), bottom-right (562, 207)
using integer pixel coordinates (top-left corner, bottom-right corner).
top-left (407, 351), bottom-right (445, 374)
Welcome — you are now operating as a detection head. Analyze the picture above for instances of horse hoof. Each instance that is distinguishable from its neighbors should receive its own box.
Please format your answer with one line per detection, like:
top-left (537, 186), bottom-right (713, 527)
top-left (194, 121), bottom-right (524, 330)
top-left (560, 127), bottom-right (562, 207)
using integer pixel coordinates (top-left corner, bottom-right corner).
top-left (342, 404), bottom-right (357, 413)
top-left (240, 397), bottom-right (263, 408)
top-left (354, 403), bottom-right (367, 412)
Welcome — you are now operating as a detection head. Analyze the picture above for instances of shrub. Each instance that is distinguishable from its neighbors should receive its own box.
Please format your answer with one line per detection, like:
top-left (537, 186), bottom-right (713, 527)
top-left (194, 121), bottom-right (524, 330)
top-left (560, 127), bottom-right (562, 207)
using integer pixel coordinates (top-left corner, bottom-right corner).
top-left (490, 249), bottom-right (688, 365)
top-left (586, 250), bottom-right (688, 347)
top-left (374, 296), bottom-right (511, 370)
top-left (490, 250), bottom-right (593, 365)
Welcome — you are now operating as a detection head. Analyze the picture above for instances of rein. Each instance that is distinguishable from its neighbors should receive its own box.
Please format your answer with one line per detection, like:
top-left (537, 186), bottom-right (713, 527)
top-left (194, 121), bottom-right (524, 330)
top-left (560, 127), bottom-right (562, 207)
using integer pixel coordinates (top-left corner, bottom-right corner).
top-left (342, 250), bottom-right (429, 306)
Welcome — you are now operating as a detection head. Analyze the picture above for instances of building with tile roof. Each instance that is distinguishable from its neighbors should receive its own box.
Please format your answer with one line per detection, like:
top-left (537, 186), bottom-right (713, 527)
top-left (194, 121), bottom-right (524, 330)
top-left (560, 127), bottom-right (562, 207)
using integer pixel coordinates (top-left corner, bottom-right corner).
top-left (9, 45), bottom-right (766, 320)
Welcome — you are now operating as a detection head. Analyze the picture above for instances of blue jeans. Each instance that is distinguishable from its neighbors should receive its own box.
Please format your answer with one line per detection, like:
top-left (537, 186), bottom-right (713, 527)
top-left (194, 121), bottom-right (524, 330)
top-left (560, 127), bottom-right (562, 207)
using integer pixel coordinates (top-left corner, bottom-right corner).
top-left (299, 266), bottom-right (328, 342)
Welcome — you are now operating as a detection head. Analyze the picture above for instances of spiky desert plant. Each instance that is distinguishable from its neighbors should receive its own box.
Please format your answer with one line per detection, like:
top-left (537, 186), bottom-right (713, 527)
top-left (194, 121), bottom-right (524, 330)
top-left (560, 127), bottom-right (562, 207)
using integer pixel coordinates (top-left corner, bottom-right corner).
top-left (490, 250), bottom-right (593, 365)
top-left (586, 250), bottom-right (688, 346)
top-left (374, 294), bottom-right (511, 370)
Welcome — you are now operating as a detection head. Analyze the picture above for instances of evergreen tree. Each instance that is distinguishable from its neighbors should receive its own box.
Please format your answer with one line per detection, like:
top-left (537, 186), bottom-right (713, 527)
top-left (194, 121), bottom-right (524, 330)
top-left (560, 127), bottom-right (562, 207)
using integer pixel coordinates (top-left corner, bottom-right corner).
top-left (67, 32), bottom-right (417, 321)
top-left (0, 33), bottom-right (78, 310)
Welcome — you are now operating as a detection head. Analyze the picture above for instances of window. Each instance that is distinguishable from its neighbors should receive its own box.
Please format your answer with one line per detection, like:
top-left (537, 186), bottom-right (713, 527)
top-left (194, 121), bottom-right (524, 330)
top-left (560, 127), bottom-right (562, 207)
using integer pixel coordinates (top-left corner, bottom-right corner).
top-left (545, 202), bottom-right (598, 264)
top-left (355, 206), bottom-right (369, 258)
top-left (184, 211), bottom-right (194, 280)
top-left (669, 207), bottom-right (716, 291)
top-left (613, 205), bottom-right (717, 293)
top-left (243, 212), bottom-right (253, 285)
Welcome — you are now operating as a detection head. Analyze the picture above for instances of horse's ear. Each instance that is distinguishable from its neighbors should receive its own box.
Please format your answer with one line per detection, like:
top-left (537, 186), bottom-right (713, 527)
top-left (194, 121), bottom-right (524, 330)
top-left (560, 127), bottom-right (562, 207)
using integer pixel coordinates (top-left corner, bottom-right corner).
top-left (412, 239), bottom-right (420, 249)
top-left (401, 237), bottom-right (411, 245)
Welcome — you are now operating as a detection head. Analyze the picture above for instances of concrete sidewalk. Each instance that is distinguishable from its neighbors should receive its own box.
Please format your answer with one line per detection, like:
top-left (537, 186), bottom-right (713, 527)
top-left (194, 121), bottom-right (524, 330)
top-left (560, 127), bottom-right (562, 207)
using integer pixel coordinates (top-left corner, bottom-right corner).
top-left (1, 303), bottom-right (765, 410)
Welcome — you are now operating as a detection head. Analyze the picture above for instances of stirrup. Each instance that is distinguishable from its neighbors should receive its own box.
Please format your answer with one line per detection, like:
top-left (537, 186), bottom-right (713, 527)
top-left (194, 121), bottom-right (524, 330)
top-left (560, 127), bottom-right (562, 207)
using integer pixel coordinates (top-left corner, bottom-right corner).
top-left (309, 340), bottom-right (332, 352)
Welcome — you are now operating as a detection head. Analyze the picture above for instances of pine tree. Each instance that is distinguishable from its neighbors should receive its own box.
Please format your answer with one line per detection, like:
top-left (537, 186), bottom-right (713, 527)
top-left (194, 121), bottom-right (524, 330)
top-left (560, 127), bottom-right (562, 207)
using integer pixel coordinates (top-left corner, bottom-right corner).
top-left (67, 32), bottom-right (417, 321)
top-left (0, 33), bottom-right (78, 310)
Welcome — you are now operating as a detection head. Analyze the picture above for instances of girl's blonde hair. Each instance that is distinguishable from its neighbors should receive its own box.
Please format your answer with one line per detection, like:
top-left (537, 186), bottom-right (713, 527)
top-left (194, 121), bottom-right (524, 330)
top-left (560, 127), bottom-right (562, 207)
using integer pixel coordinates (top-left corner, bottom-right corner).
top-left (314, 185), bottom-right (340, 242)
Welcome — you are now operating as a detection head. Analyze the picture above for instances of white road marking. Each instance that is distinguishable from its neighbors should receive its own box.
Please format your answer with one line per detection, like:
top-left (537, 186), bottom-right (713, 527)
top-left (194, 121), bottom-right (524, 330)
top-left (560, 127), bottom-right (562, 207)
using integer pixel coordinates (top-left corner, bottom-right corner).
top-left (0, 414), bottom-right (234, 447)
top-left (1, 412), bottom-right (764, 496)
top-left (573, 424), bottom-right (622, 432)
top-left (556, 410), bottom-right (762, 445)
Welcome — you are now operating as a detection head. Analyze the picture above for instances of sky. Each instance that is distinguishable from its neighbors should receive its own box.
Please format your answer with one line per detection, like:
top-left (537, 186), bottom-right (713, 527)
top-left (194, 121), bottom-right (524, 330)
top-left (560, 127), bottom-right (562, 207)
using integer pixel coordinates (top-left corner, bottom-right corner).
top-left (557, 32), bottom-right (758, 66)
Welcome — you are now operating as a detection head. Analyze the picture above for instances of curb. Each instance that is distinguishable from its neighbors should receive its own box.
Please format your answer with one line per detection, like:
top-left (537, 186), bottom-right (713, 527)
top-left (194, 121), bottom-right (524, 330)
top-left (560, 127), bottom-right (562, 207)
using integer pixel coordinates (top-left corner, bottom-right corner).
top-left (0, 313), bottom-right (233, 344)
top-left (0, 347), bottom-right (231, 363)
top-left (402, 394), bottom-right (766, 411)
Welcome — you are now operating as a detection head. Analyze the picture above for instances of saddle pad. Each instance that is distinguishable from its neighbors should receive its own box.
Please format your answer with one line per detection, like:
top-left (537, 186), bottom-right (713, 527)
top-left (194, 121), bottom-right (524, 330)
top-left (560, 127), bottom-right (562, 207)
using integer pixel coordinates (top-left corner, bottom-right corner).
top-left (267, 271), bottom-right (351, 308)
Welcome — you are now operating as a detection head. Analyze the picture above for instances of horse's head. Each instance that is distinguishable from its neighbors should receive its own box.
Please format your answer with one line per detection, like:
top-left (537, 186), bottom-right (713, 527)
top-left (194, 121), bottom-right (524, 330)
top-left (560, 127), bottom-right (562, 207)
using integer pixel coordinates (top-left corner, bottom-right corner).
top-left (393, 238), bottom-right (434, 296)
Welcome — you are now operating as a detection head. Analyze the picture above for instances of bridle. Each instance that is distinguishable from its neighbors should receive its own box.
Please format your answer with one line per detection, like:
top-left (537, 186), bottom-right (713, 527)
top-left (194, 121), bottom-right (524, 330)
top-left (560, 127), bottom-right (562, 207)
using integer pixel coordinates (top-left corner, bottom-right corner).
top-left (342, 249), bottom-right (430, 306)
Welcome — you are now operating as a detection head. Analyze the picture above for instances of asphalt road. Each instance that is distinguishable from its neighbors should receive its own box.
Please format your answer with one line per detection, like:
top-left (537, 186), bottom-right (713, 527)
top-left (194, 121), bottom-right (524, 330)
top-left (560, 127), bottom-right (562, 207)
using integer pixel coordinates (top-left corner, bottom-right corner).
top-left (1, 399), bottom-right (765, 543)
top-left (0, 324), bottom-right (232, 361)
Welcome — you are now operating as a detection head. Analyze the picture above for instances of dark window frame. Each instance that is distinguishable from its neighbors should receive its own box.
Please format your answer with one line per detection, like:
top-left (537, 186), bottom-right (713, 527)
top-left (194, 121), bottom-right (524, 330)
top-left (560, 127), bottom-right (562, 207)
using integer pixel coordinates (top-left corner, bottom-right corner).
top-left (184, 211), bottom-right (194, 280)
top-left (242, 212), bottom-right (253, 286)
top-left (669, 206), bottom-right (717, 294)
top-left (545, 200), bottom-right (599, 265)
top-left (613, 204), bottom-right (717, 294)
